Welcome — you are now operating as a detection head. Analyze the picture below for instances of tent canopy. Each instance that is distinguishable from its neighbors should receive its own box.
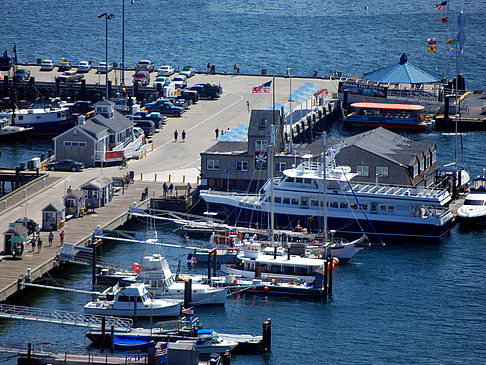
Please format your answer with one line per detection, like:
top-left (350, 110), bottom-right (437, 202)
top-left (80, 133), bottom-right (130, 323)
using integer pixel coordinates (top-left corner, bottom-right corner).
top-left (363, 53), bottom-right (440, 84)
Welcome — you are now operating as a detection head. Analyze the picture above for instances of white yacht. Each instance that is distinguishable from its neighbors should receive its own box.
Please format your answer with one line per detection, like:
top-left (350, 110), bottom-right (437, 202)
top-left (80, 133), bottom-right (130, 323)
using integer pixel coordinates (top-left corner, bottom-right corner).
top-left (0, 117), bottom-right (32, 140)
top-left (457, 172), bottom-right (486, 226)
top-left (84, 282), bottom-right (182, 318)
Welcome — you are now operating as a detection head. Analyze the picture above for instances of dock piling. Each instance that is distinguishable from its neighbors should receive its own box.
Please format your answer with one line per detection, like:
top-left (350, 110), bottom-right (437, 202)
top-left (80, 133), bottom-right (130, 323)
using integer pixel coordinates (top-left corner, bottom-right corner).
top-left (262, 318), bottom-right (271, 352)
top-left (110, 325), bottom-right (115, 353)
top-left (183, 279), bottom-right (192, 308)
top-left (328, 249), bottom-right (333, 298)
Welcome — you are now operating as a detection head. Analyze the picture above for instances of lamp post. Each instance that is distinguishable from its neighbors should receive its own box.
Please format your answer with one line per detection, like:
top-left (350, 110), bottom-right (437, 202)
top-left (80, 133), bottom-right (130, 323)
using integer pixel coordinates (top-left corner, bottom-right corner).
top-left (98, 13), bottom-right (115, 100)
top-left (121, 0), bottom-right (125, 86)
top-left (24, 201), bottom-right (30, 227)
top-left (287, 68), bottom-right (293, 154)
top-left (64, 179), bottom-right (70, 193)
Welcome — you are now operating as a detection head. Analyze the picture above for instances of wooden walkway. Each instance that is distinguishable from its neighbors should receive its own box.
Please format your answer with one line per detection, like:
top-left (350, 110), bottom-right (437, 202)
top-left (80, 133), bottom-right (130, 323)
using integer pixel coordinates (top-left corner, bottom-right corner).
top-left (0, 180), bottom-right (165, 302)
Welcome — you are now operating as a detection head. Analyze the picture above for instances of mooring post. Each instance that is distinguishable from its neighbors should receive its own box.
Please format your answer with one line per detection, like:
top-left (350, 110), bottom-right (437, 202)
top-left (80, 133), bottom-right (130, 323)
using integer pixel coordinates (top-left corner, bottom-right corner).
top-left (110, 325), bottom-right (115, 353)
top-left (262, 318), bottom-right (271, 352)
top-left (222, 350), bottom-right (231, 365)
top-left (92, 243), bottom-right (97, 293)
top-left (328, 248), bottom-right (333, 298)
top-left (183, 279), bottom-right (192, 308)
top-left (101, 317), bottom-right (106, 340)
top-left (213, 251), bottom-right (218, 279)
top-left (323, 251), bottom-right (328, 299)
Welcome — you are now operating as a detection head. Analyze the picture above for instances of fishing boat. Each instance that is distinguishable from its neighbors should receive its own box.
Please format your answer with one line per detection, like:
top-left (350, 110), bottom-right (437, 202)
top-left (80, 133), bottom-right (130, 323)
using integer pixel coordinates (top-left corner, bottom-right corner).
top-left (0, 102), bottom-right (77, 135)
top-left (0, 117), bottom-right (32, 140)
top-left (200, 137), bottom-right (454, 239)
top-left (124, 254), bottom-right (228, 306)
top-left (457, 171), bottom-right (486, 226)
top-left (84, 282), bottom-right (182, 318)
top-left (343, 102), bottom-right (428, 131)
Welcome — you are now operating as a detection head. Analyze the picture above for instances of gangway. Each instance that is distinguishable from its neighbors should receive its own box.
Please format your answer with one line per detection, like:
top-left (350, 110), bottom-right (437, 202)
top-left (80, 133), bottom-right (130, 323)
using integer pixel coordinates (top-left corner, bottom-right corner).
top-left (0, 303), bottom-right (132, 331)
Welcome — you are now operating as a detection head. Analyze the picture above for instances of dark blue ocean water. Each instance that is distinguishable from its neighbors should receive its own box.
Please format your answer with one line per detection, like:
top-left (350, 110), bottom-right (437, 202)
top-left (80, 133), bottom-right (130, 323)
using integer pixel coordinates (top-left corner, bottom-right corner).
top-left (1, 1), bottom-right (486, 363)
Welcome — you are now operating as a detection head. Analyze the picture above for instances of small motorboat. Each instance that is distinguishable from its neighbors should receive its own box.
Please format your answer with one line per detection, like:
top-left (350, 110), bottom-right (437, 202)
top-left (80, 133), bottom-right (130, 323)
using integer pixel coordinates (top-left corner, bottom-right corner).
top-left (0, 117), bottom-right (32, 140)
top-left (457, 171), bottom-right (486, 226)
top-left (113, 335), bottom-right (154, 350)
top-left (174, 329), bottom-right (238, 354)
top-left (84, 282), bottom-right (182, 318)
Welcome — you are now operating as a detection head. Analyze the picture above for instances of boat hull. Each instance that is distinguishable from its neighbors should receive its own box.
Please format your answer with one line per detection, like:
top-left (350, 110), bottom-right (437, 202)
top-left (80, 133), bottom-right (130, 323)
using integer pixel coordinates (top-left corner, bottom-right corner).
top-left (84, 302), bottom-right (181, 318)
top-left (15, 116), bottom-right (77, 135)
top-left (210, 203), bottom-right (454, 239)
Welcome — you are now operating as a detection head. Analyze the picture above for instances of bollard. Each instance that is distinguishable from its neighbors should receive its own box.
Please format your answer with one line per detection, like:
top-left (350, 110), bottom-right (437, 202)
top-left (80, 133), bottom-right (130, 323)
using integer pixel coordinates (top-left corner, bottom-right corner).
top-left (144, 149), bottom-right (147, 157)
top-left (182, 175), bottom-right (185, 183)
top-left (169, 174), bottom-right (171, 182)
top-left (27, 268), bottom-right (31, 282)
top-left (197, 176), bottom-right (200, 184)
top-left (154, 173), bottom-right (157, 182)
top-left (140, 173), bottom-right (143, 181)
top-left (151, 143), bottom-right (154, 151)
top-left (42, 177), bottom-right (46, 187)
top-left (3, 200), bottom-right (6, 209)
top-left (24, 189), bottom-right (27, 198)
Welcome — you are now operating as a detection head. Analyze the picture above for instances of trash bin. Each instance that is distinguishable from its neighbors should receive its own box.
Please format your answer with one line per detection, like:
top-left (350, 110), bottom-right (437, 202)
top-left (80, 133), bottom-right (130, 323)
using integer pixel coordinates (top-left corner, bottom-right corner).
top-left (261, 69), bottom-right (267, 75)
top-left (129, 170), bottom-right (135, 181)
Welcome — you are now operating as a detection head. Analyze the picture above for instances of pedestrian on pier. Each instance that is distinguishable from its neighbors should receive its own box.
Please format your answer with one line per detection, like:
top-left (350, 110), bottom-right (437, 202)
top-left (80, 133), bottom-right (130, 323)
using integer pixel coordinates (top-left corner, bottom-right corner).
top-left (181, 130), bottom-right (186, 142)
top-left (187, 182), bottom-right (192, 196)
top-left (59, 231), bottom-right (65, 246)
top-left (233, 64), bottom-right (238, 76)
top-left (37, 237), bottom-right (42, 253)
top-left (247, 100), bottom-right (250, 112)
top-left (30, 235), bottom-right (36, 252)
top-left (215, 128), bottom-right (219, 139)
top-left (168, 183), bottom-right (174, 196)
top-left (163, 182), bottom-right (168, 197)
top-left (174, 130), bottom-right (178, 142)
top-left (48, 229), bottom-right (54, 247)
top-left (211, 64), bottom-right (215, 74)
top-left (207, 62), bottom-right (211, 75)
top-left (35, 225), bottom-right (40, 237)
top-left (67, 185), bottom-right (72, 193)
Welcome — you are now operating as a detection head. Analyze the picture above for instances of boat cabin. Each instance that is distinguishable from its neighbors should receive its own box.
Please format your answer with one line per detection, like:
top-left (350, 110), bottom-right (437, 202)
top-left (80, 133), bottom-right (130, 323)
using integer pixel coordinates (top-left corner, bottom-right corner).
top-left (41, 200), bottom-right (66, 231)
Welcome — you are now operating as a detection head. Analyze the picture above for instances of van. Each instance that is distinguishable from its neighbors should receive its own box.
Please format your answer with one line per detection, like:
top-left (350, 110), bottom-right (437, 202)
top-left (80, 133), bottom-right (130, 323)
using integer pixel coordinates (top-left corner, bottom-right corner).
top-left (40, 59), bottom-right (55, 71)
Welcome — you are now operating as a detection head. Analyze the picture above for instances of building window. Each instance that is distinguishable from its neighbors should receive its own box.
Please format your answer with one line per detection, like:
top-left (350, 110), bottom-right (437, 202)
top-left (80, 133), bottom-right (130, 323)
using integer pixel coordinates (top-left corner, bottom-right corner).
top-left (356, 165), bottom-right (369, 177)
top-left (275, 162), bottom-right (286, 172)
top-left (291, 198), bottom-right (299, 205)
top-left (432, 150), bottom-right (437, 164)
top-left (207, 160), bottom-right (220, 170)
top-left (283, 198), bottom-right (290, 204)
top-left (64, 141), bottom-right (71, 146)
top-left (109, 135), bottom-right (115, 144)
top-left (329, 202), bottom-right (338, 208)
top-left (413, 164), bottom-right (418, 177)
top-left (310, 200), bottom-right (319, 207)
top-left (426, 155), bottom-right (431, 168)
top-left (255, 140), bottom-right (268, 151)
top-left (376, 166), bottom-right (389, 178)
top-left (274, 197), bottom-right (281, 204)
top-left (259, 119), bottom-right (267, 130)
top-left (236, 161), bottom-right (248, 171)
top-left (64, 141), bottom-right (86, 147)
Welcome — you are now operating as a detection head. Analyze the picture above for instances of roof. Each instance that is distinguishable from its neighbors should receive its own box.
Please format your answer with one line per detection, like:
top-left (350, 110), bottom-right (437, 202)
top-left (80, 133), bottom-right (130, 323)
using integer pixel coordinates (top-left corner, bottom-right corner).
top-left (64, 189), bottom-right (85, 199)
top-left (79, 119), bottom-right (110, 137)
top-left (43, 200), bottom-right (65, 212)
top-left (350, 102), bottom-right (425, 111)
top-left (341, 127), bottom-right (435, 166)
top-left (248, 110), bottom-right (280, 136)
top-left (91, 110), bottom-right (134, 133)
top-left (81, 176), bottom-right (113, 189)
top-left (203, 141), bottom-right (248, 154)
top-left (363, 53), bottom-right (440, 84)
top-left (95, 99), bottom-right (115, 106)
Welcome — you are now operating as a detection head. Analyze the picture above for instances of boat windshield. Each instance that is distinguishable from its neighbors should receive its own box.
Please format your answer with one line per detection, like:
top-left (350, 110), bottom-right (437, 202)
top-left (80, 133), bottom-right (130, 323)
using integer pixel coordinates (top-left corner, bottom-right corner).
top-left (464, 199), bottom-right (486, 206)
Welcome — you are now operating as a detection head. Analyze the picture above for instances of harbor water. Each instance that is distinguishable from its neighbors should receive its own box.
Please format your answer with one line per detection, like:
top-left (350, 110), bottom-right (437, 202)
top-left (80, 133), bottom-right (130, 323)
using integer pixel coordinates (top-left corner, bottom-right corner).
top-left (1, 0), bottom-right (486, 363)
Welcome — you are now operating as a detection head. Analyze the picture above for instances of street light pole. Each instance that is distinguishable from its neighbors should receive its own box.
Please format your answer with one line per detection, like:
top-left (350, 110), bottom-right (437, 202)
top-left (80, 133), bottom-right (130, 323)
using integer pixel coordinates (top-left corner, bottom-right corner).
top-left (122, 0), bottom-right (125, 86)
top-left (98, 13), bottom-right (115, 100)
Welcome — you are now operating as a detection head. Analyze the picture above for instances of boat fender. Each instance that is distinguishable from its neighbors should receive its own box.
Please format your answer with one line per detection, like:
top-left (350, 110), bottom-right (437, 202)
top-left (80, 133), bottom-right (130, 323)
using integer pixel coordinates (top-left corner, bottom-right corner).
top-left (332, 257), bottom-right (339, 266)
top-left (192, 256), bottom-right (197, 264)
top-left (263, 286), bottom-right (269, 292)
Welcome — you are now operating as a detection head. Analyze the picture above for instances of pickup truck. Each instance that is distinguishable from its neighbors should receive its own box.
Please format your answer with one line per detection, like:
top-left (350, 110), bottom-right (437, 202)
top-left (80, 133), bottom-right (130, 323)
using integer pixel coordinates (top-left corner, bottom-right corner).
top-left (133, 110), bottom-right (166, 128)
top-left (145, 100), bottom-right (184, 117)
top-left (180, 89), bottom-right (199, 104)
top-left (58, 70), bottom-right (83, 82)
top-left (188, 83), bottom-right (222, 99)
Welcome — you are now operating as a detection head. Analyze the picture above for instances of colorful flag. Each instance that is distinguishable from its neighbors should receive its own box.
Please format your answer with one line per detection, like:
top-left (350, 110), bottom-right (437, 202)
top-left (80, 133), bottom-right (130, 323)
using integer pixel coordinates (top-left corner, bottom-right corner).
top-left (181, 306), bottom-right (194, 315)
top-left (155, 342), bottom-right (168, 356)
top-left (441, 17), bottom-right (448, 23)
top-left (427, 38), bottom-right (437, 45)
top-left (252, 80), bottom-right (272, 94)
top-left (428, 45), bottom-right (437, 53)
top-left (436, 1), bottom-right (447, 11)
top-left (447, 39), bottom-right (456, 45)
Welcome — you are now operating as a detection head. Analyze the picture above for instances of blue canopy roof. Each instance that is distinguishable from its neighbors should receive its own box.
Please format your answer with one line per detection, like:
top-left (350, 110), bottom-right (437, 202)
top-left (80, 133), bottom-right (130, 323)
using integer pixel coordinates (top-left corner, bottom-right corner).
top-left (363, 53), bottom-right (439, 84)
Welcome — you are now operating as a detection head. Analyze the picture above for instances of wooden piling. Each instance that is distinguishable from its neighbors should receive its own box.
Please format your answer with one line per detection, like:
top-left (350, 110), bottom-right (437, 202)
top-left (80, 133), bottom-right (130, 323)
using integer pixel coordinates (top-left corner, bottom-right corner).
top-left (328, 249), bottom-right (333, 298)
top-left (110, 325), bottom-right (115, 353)
top-left (262, 318), bottom-right (271, 352)
top-left (184, 279), bottom-right (192, 308)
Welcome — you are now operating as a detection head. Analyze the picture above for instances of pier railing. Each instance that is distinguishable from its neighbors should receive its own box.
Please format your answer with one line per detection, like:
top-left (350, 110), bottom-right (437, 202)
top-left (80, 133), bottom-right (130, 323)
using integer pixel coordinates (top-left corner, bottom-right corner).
top-left (0, 303), bottom-right (132, 331)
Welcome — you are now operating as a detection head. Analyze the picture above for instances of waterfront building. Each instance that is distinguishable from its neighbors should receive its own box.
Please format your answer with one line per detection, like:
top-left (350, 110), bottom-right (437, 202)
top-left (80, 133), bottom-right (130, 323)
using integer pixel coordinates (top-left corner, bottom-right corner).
top-left (41, 200), bottom-right (66, 231)
top-left (80, 176), bottom-right (113, 209)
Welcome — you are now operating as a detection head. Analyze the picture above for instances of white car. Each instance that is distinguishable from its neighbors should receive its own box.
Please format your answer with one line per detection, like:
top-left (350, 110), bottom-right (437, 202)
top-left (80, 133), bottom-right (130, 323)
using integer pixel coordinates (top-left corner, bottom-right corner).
top-left (40, 59), bottom-right (55, 71)
top-left (153, 76), bottom-right (171, 88)
top-left (133, 126), bottom-right (145, 139)
top-left (157, 65), bottom-right (175, 76)
top-left (97, 62), bottom-right (112, 73)
top-left (135, 60), bottom-right (154, 72)
top-left (172, 75), bottom-right (187, 89)
top-left (78, 61), bottom-right (92, 73)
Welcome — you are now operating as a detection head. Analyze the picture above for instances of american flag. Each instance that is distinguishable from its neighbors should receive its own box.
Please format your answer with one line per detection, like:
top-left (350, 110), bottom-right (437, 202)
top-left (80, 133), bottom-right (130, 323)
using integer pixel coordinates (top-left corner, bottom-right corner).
top-left (181, 306), bottom-right (194, 315)
top-left (436, 1), bottom-right (447, 11)
top-left (252, 80), bottom-right (272, 94)
top-left (155, 342), bottom-right (168, 356)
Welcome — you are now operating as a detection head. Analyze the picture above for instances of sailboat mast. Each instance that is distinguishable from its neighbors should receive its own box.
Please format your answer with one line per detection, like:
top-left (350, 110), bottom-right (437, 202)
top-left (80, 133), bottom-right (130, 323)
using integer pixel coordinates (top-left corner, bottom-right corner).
top-left (269, 125), bottom-right (275, 245)
top-left (322, 132), bottom-right (328, 241)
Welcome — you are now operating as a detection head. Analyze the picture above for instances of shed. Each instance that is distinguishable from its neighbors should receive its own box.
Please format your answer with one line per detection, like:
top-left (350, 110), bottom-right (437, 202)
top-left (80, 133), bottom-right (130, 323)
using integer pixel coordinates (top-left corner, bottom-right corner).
top-left (2, 222), bottom-right (29, 256)
top-left (80, 176), bottom-right (113, 210)
top-left (42, 200), bottom-right (66, 231)
top-left (63, 189), bottom-right (86, 217)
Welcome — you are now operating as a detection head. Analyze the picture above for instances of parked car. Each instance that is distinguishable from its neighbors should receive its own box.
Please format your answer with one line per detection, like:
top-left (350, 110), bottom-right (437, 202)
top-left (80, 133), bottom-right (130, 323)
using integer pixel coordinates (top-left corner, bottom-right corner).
top-left (172, 75), bottom-right (187, 89)
top-left (135, 60), bottom-right (154, 72)
top-left (133, 110), bottom-right (163, 128)
top-left (58, 60), bottom-right (71, 71)
top-left (132, 70), bottom-right (150, 86)
top-left (157, 65), bottom-right (175, 76)
top-left (58, 70), bottom-right (83, 83)
top-left (40, 59), bottom-right (55, 71)
top-left (97, 62), bottom-right (112, 73)
top-left (180, 89), bottom-right (199, 104)
top-left (153, 76), bottom-right (171, 88)
top-left (46, 159), bottom-right (85, 172)
top-left (15, 218), bottom-right (38, 235)
top-left (188, 83), bottom-right (222, 99)
top-left (0, 53), bottom-right (13, 71)
top-left (134, 119), bottom-right (155, 137)
top-left (13, 68), bottom-right (31, 81)
top-left (78, 61), bottom-right (92, 73)
top-left (133, 126), bottom-right (145, 139)
top-left (145, 100), bottom-right (184, 117)
top-left (179, 65), bottom-right (195, 78)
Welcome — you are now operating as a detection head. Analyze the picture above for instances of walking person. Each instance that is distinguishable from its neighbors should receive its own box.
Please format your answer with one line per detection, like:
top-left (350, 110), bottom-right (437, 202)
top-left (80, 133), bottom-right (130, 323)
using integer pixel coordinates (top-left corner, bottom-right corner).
top-left (168, 183), bottom-right (174, 196)
top-left (37, 237), bottom-right (42, 253)
top-left (48, 229), bottom-right (54, 247)
top-left (233, 63), bottom-right (238, 76)
top-left (30, 235), bottom-right (36, 252)
top-left (181, 130), bottom-right (186, 142)
top-left (187, 182), bottom-right (192, 196)
top-left (246, 100), bottom-right (250, 112)
top-left (59, 230), bottom-right (65, 246)
top-left (211, 64), bottom-right (215, 74)
top-left (207, 62), bottom-right (211, 75)
top-left (215, 128), bottom-right (219, 139)
top-left (174, 130), bottom-right (178, 142)
top-left (163, 182), bottom-right (168, 197)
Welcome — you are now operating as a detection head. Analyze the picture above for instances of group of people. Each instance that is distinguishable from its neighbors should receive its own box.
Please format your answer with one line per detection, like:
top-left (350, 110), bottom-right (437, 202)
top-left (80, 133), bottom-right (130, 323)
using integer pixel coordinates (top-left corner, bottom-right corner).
top-left (174, 130), bottom-right (187, 142)
top-left (207, 62), bottom-right (216, 75)
top-left (214, 127), bottom-right (231, 139)
top-left (30, 226), bottom-right (65, 253)
top-left (163, 182), bottom-right (192, 197)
